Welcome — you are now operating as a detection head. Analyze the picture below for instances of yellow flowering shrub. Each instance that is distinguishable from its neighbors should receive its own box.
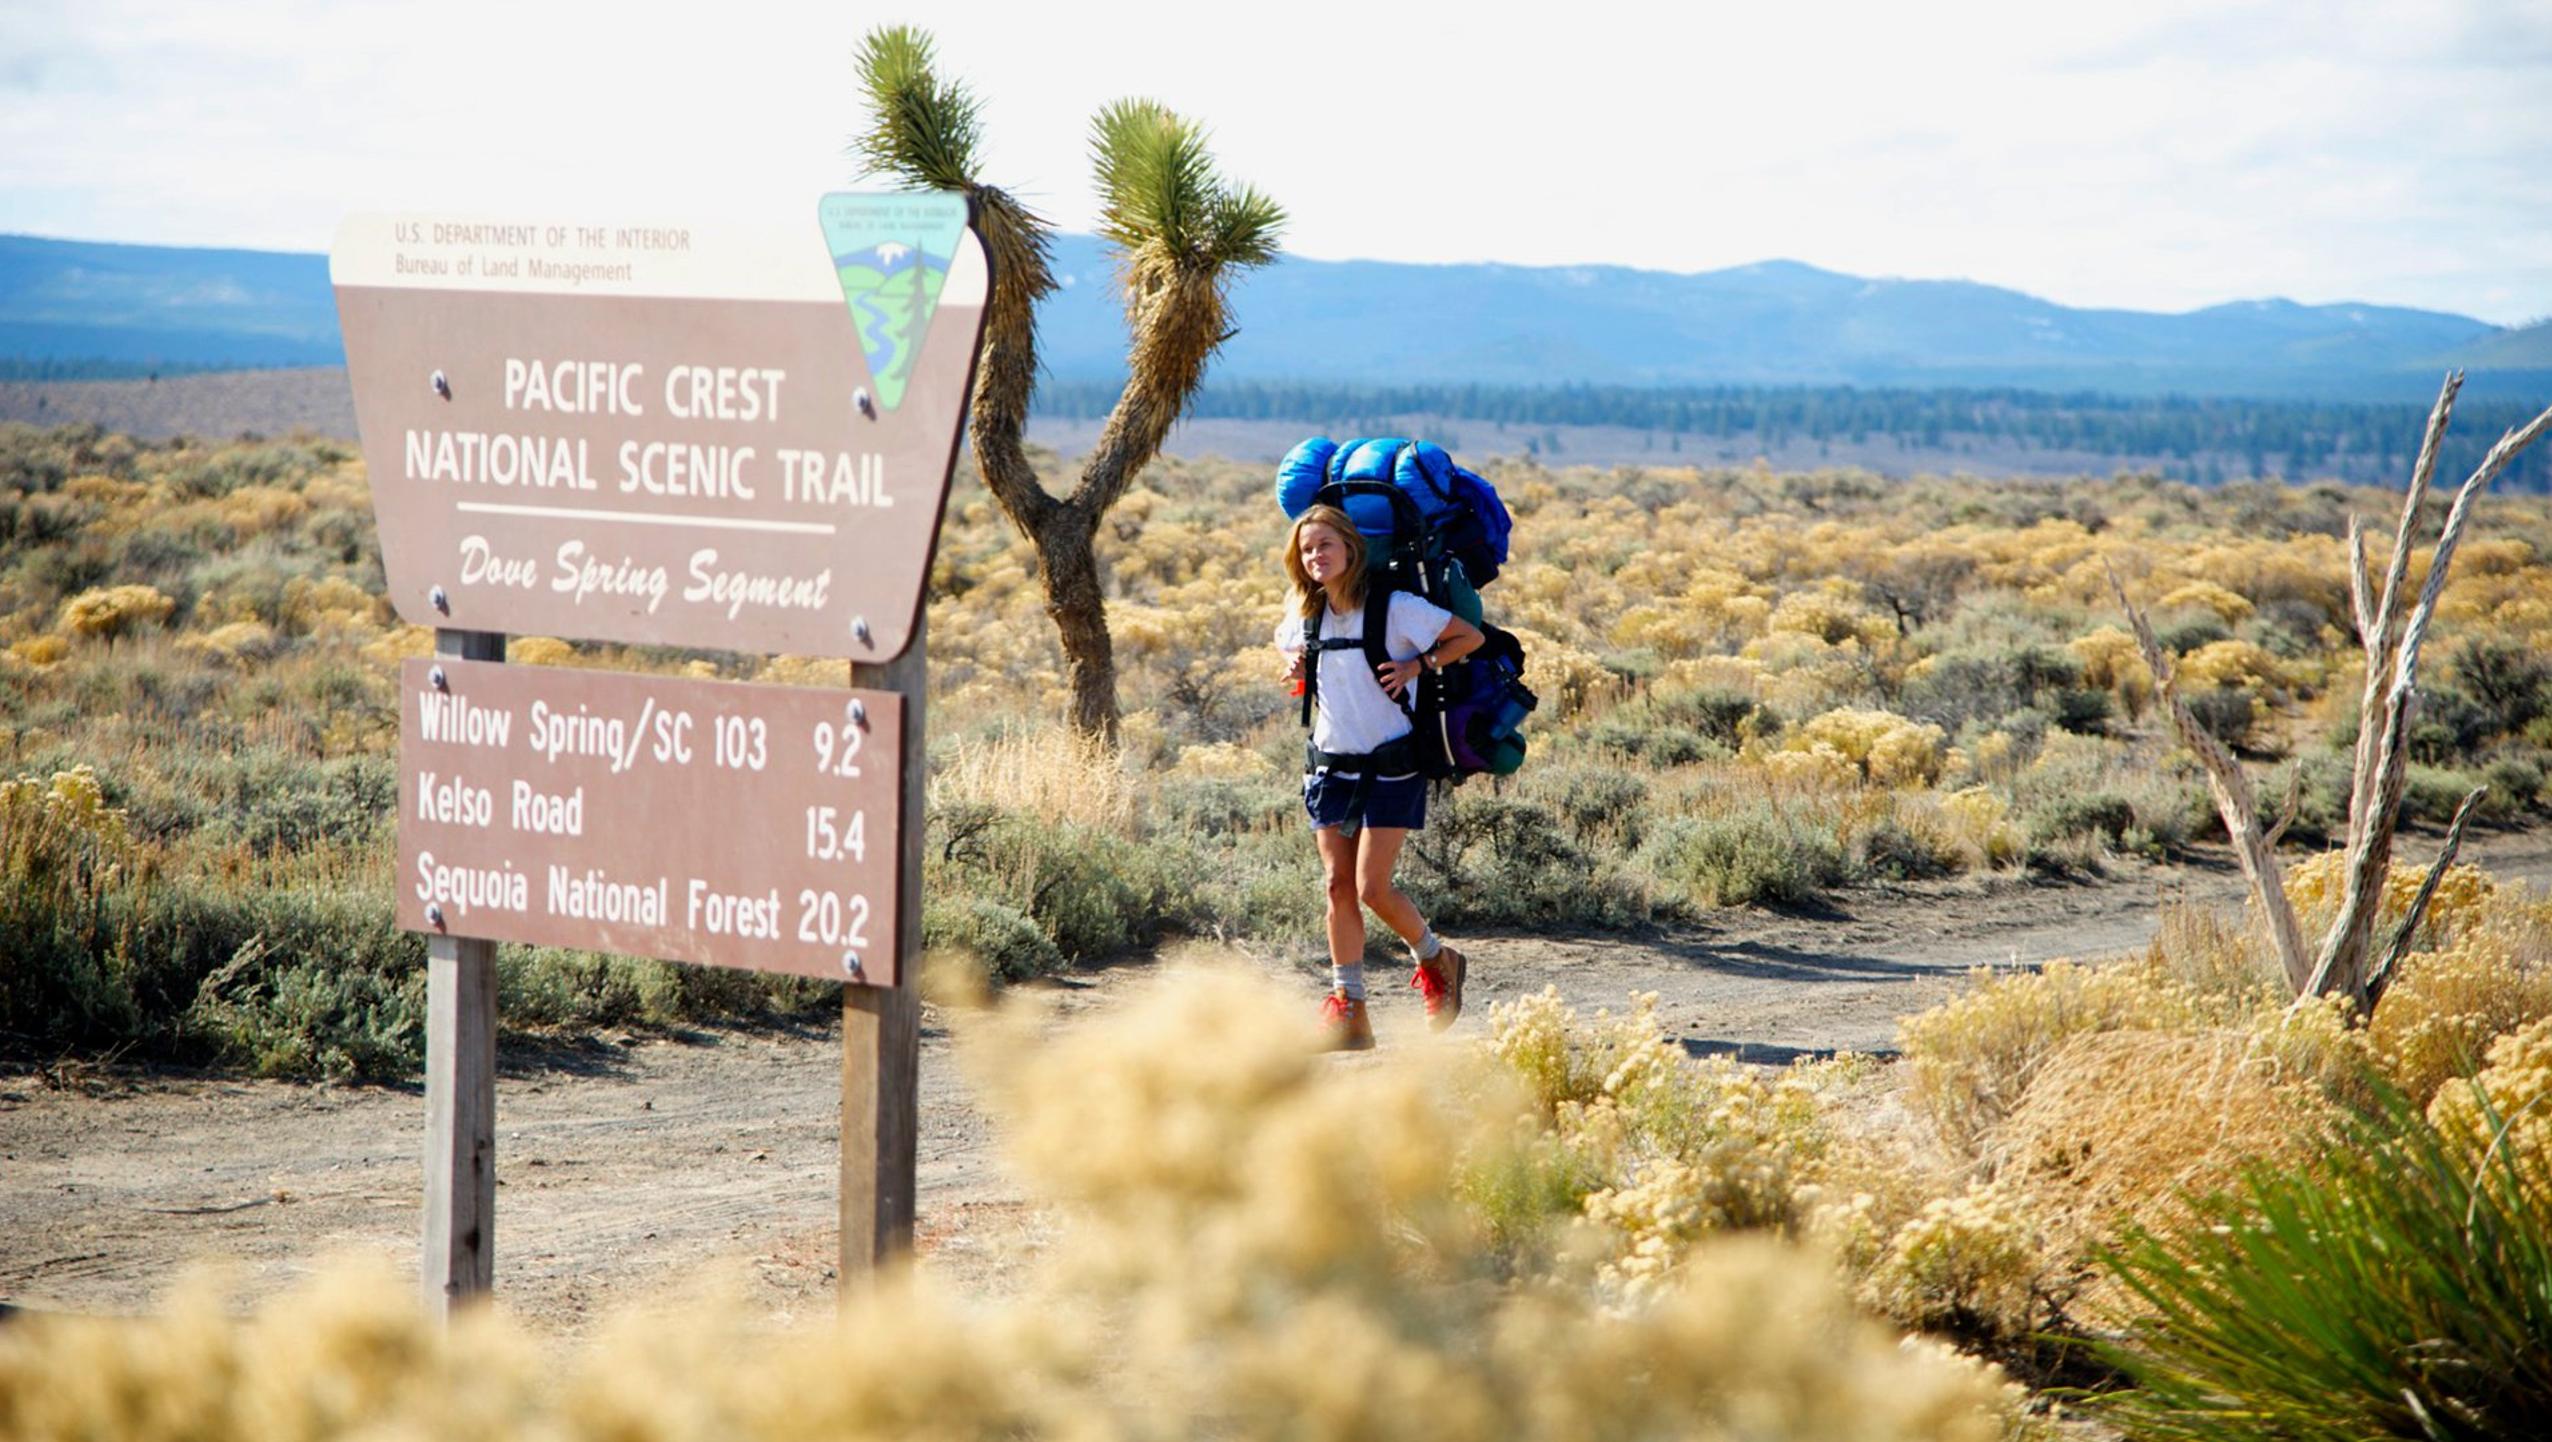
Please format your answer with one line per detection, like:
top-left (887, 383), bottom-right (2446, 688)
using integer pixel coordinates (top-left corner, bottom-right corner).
top-left (1783, 708), bottom-right (1948, 788)
top-left (1766, 584), bottom-right (1892, 648)
top-left (1866, 1180), bottom-right (2044, 1337)
top-left (2428, 1015), bottom-right (2552, 1172)
top-left (213, 484), bottom-right (311, 536)
top-left (2174, 639), bottom-right (2287, 692)
top-left (8, 633), bottom-right (69, 667)
top-left (1515, 628), bottom-right (1615, 719)
top-left (179, 620), bottom-right (280, 662)
top-left (2156, 579), bottom-right (2254, 623)
top-left (1490, 989), bottom-right (1835, 1305)
top-left (1940, 786), bottom-right (2024, 866)
top-left (0, 764), bottom-right (130, 852)
top-left (2283, 851), bottom-right (2496, 948)
top-left (2366, 899), bottom-right (2552, 1104)
top-left (2068, 625), bottom-right (2154, 713)
top-left (58, 583), bottom-right (174, 640)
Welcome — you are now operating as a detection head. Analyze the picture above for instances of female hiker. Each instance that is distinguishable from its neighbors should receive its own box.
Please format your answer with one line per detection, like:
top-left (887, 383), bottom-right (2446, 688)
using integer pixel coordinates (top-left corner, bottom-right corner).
top-left (1275, 504), bottom-right (1485, 1050)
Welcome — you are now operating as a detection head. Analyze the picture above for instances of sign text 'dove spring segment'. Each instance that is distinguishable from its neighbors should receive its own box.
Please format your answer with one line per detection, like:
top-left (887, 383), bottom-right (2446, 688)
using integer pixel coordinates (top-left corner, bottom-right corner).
top-left (399, 660), bottom-right (905, 985)
top-left (332, 197), bottom-right (986, 660)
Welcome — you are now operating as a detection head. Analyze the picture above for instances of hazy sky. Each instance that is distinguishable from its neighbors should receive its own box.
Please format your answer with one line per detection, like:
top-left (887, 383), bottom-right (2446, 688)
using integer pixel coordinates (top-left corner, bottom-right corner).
top-left (5, 0), bottom-right (2548, 324)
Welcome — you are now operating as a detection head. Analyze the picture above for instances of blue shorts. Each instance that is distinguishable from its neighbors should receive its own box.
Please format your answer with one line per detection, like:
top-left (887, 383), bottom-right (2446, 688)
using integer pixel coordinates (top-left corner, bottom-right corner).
top-left (1304, 769), bottom-right (1427, 834)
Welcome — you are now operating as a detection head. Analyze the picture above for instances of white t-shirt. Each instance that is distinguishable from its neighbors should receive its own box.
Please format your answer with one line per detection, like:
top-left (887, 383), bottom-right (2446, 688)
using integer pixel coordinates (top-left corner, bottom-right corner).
top-left (1274, 591), bottom-right (1454, 759)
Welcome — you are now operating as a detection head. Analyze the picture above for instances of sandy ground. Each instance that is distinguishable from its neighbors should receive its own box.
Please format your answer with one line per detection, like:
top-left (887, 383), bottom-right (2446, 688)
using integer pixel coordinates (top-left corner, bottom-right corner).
top-left (7, 829), bottom-right (2552, 1331)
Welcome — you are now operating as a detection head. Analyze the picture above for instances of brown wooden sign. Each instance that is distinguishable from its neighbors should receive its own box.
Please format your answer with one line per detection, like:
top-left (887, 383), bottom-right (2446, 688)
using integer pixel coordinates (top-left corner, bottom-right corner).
top-left (332, 199), bottom-right (987, 661)
top-left (399, 658), bottom-right (905, 985)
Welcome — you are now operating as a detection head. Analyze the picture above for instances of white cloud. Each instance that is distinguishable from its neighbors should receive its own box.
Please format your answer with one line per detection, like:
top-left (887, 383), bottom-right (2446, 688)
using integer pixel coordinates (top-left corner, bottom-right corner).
top-left (2, 0), bottom-right (2546, 323)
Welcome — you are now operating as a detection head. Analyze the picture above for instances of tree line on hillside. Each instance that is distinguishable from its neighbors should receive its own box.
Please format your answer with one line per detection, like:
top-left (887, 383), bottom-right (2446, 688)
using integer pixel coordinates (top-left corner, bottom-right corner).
top-left (1036, 379), bottom-right (2552, 490)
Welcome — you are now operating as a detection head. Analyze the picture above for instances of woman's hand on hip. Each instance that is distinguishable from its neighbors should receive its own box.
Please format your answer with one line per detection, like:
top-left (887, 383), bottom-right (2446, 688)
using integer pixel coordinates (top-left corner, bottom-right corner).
top-left (1377, 657), bottom-right (1423, 698)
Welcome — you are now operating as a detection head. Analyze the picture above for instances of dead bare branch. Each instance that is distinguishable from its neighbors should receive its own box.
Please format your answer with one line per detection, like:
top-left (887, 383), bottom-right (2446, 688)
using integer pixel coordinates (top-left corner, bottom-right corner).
top-left (2263, 763), bottom-right (2305, 852)
top-left (2346, 515), bottom-right (2375, 650)
top-left (2313, 393), bottom-right (2552, 1003)
top-left (2362, 786), bottom-right (2486, 1014)
top-left (2350, 373), bottom-right (2459, 830)
top-left (2106, 560), bottom-right (2313, 990)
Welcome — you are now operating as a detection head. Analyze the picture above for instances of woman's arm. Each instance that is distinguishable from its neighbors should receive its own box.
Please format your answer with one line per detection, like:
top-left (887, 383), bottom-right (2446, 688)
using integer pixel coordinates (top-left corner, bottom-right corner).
top-left (1377, 616), bottom-right (1485, 698)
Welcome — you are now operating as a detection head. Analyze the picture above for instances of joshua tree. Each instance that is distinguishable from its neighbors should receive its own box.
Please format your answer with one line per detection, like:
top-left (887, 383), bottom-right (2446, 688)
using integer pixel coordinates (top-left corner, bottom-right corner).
top-left (2111, 374), bottom-right (2552, 1015)
top-left (851, 27), bottom-right (1284, 742)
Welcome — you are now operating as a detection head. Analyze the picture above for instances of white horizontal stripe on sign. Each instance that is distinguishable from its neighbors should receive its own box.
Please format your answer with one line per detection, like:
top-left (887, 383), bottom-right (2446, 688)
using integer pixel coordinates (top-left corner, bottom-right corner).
top-left (455, 502), bottom-right (837, 536)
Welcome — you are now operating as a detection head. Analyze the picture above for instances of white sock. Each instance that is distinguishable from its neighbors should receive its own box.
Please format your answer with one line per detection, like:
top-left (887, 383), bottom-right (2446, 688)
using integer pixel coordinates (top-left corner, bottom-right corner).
top-left (1413, 930), bottom-right (1443, 962)
top-left (1332, 963), bottom-right (1366, 1001)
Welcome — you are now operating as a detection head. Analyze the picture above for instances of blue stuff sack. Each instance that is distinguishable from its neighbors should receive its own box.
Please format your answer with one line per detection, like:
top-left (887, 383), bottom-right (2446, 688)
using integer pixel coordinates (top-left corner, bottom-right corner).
top-left (1274, 435), bottom-right (1512, 585)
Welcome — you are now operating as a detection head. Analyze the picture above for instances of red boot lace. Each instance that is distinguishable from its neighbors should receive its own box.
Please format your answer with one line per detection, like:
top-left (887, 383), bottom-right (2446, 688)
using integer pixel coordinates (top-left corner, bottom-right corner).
top-left (1410, 963), bottom-right (1448, 1006)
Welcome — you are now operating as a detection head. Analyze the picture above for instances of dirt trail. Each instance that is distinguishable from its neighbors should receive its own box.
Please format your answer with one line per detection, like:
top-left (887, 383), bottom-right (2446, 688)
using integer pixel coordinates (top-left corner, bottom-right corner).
top-left (8, 830), bottom-right (2552, 1329)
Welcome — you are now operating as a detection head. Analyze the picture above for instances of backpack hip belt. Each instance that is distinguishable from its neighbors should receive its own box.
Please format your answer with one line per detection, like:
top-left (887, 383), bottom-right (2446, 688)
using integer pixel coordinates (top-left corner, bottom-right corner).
top-left (1304, 735), bottom-right (1421, 778)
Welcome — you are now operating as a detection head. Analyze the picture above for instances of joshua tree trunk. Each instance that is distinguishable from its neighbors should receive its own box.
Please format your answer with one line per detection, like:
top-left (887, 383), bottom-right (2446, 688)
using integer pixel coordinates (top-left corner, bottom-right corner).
top-left (2111, 372), bottom-right (2552, 1015)
top-left (1032, 513), bottom-right (1118, 740)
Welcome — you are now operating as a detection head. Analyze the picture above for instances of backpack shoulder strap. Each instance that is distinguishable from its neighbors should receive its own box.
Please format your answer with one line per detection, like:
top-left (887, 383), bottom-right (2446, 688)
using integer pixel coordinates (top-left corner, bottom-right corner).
top-left (1362, 587), bottom-right (1411, 714)
top-left (1300, 603), bottom-right (1320, 729)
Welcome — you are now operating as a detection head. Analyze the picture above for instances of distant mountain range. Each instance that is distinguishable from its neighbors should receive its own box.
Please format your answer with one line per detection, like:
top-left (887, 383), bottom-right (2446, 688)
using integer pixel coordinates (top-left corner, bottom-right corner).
top-left (4, 231), bottom-right (2545, 401)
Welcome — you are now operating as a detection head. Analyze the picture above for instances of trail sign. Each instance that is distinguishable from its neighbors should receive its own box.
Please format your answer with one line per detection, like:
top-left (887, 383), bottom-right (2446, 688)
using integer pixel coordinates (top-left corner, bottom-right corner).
top-left (332, 196), bottom-right (987, 661)
top-left (352, 195), bottom-right (980, 1316)
top-left (399, 659), bottom-right (905, 985)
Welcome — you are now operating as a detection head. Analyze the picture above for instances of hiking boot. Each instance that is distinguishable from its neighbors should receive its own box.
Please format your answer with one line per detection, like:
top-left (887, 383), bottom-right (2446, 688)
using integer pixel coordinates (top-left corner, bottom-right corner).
top-left (1411, 945), bottom-right (1467, 1031)
top-left (1320, 992), bottom-right (1375, 1052)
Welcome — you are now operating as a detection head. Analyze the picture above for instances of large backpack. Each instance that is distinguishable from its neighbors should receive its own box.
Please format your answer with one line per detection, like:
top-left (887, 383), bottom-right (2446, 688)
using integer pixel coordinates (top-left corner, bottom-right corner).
top-left (1280, 436), bottom-right (1535, 784)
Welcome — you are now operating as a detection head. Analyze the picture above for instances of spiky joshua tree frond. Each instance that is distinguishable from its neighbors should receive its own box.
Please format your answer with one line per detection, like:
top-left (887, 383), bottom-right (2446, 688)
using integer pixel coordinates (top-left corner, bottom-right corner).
top-left (1090, 100), bottom-right (1287, 272)
top-left (849, 26), bottom-right (982, 192)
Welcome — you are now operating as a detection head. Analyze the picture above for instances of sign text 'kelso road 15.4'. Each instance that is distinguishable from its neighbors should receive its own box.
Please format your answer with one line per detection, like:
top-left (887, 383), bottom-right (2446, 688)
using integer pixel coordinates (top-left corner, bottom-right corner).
top-left (332, 195), bottom-right (987, 661)
top-left (401, 660), bottom-right (904, 984)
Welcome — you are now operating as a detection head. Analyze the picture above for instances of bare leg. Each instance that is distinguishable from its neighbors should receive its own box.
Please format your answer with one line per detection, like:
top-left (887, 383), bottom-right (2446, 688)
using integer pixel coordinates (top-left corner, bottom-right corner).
top-left (1355, 827), bottom-right (1429, 949)
top-left (1316, 826), bottom-right (1365, 971)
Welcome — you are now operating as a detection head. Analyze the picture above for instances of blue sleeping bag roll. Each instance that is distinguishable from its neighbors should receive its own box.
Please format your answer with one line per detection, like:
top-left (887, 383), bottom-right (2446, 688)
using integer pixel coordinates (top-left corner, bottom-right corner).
top-left (1277, 435), bottom-right (1462, 538)
top-left (1276, 436), bottom-right (1339, 520)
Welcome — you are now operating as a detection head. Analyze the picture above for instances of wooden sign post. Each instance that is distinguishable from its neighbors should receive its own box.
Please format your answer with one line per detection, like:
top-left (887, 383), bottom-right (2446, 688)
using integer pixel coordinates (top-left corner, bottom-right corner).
top-left (845, 614), bottom-right (924, 1272)
top-left (332, 195), bottom-right (988, 1312)
top-left (422, 627), bottom-right (502, 1315)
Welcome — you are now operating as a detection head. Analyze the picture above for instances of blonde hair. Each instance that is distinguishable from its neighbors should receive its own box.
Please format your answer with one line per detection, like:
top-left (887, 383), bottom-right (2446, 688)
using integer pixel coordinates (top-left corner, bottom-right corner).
top-left (1282, 505), bottom-right (1368, 620)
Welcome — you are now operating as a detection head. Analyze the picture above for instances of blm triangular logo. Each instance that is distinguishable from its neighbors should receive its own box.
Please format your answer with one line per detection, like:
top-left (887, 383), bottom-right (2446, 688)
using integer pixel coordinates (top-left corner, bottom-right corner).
top-left (817, 192), bottom-right (971, 414)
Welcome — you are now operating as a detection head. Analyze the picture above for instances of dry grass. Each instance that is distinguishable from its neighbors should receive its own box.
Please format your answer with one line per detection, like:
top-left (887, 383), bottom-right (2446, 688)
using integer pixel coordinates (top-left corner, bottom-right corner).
top-left (1898, 959), bottom-right (2235, 1156)
top-left (930, 725), bottom-right (1134, 834)
top-left (1983, 1028), bottom-right (2338, 1320)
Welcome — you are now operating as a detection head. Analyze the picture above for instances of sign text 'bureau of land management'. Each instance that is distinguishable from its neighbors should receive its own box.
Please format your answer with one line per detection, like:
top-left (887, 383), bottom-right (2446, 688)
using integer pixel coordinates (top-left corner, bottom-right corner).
top-left (401, 660), bottom-right (906, 984)
top-left (332, 195), bottom-right (987, 660)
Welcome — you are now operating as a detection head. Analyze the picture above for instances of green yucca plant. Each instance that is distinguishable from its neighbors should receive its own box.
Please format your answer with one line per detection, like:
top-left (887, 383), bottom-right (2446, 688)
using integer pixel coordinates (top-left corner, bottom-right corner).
top-left (2095, 1086), bottom-right (2552, 1441)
